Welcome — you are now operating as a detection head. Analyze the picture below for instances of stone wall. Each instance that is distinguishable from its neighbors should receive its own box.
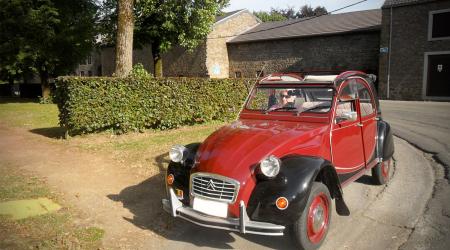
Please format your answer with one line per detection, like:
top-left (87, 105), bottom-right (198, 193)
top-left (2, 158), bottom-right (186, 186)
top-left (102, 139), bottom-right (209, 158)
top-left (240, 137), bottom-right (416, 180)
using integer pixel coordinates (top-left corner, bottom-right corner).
top-left (162, 10), bottom-right (259, 78)
top-left (162, 43), bottom-right (208, 77)
top-left (228, 31), bottom-right (380, 79)
top-left (100, 45), bottom-right (154, 76)
top-left (378, 1), bottom-right (450, 100)
top-left (206, 11), bottom-right (260, 78)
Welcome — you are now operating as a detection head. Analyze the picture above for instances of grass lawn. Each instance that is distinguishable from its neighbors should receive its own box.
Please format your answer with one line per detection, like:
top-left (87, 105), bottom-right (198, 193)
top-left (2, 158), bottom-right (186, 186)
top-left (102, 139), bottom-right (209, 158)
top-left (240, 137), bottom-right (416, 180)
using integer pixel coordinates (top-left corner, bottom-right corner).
top-left (0, 96), bottom-right (227, 174)
top-left (0, 98), bottom-right (59, 129)
top-left (0, 163), bottom-right (104, 249)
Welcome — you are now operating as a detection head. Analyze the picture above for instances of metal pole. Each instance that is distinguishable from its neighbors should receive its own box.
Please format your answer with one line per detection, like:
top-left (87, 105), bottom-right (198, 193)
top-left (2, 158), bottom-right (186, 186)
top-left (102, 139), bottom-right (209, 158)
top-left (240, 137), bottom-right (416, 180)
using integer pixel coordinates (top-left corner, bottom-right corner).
top-left (387, 7), bottom-right (393, 99)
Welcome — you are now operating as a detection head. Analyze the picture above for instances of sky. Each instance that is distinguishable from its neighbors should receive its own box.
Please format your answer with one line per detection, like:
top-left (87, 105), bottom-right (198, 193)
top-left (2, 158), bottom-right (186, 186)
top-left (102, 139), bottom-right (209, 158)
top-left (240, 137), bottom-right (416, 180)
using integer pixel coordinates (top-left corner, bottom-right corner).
top-left (223, 0), bottom-right (385, 13)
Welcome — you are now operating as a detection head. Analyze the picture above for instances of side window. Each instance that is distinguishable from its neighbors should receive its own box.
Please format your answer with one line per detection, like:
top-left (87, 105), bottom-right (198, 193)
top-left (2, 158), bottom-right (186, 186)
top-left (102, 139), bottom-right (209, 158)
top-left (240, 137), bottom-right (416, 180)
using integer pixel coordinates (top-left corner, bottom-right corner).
top-left (356, 82), bottom-right (374, 117)
top-left (336, 82), bottom-right (356, 117)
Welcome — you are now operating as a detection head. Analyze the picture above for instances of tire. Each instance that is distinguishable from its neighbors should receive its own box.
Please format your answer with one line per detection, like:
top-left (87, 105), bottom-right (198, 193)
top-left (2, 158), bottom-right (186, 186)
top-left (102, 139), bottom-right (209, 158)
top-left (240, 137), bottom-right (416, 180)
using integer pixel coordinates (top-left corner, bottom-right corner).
top-left (372, 158), bottom-right (392, 185)
top-left (291, 182), bottom-right (332, 250)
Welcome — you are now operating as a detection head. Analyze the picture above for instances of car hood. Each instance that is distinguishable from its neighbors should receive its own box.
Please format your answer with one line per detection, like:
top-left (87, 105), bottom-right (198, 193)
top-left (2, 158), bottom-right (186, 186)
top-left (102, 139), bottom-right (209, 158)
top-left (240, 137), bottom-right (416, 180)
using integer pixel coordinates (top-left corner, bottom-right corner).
top-left (194, 119), bottom-right (329, 182)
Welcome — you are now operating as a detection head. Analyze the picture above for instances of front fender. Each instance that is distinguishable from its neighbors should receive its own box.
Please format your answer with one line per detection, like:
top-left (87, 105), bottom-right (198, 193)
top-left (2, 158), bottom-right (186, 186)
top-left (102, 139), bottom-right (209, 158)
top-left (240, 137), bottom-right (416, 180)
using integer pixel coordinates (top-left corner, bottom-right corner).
top-left (166, 143), bottom-right (200, 205)
top-left (247, 156), bottom-right (333, 225)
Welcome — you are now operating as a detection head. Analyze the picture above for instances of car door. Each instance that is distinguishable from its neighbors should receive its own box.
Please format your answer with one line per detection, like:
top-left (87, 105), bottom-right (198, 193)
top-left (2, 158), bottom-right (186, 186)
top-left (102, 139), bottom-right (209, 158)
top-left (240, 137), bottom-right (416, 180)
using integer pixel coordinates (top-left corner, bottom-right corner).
top-left (355, 79), bottom-right (377, 167)
top-left (331, 79), bottom-right (365, 183)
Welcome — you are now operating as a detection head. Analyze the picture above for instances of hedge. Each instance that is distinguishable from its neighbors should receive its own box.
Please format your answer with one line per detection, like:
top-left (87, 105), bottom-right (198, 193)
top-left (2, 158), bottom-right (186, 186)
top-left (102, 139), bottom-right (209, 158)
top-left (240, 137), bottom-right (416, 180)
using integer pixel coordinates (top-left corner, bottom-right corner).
top-left (54, 76), bottom-right (253, 135)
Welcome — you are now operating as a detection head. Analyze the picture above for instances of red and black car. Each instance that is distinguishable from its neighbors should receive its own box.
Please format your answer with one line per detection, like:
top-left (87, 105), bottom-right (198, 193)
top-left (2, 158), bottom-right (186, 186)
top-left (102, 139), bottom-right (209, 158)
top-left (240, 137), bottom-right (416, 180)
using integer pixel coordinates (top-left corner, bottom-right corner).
top-left (162, 71), bottom-right (394, 249)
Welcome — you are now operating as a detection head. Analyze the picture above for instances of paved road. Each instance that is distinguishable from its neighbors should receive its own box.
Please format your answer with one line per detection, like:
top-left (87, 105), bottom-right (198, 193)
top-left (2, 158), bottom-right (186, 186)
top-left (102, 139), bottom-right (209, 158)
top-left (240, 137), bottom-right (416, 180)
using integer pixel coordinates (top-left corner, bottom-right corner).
top-left (381, 101), bottom-right (450, 168)
top-left (380, 101), bottom-right (450, 250)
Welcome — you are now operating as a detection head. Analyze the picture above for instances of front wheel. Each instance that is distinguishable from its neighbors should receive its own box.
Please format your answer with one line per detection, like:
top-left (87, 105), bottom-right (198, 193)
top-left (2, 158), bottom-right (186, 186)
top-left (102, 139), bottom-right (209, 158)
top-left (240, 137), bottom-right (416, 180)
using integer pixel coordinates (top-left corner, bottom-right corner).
top-left (291, 182), bottom-right (332, 250)
top-left (372, 158), bottom-right (392, 185)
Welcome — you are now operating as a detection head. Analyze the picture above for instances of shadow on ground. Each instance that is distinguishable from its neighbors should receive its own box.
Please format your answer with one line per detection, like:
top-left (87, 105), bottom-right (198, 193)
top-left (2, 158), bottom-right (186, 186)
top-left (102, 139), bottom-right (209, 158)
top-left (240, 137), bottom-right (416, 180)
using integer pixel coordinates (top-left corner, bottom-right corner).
top-left (0, 97), bottom-right (38, 104)
top-left (107, 152), bottom-right (297, 249)
top-left (355, 174), bottom-right (376, 185)
top-left (29, 127), bottom-right (66, 139)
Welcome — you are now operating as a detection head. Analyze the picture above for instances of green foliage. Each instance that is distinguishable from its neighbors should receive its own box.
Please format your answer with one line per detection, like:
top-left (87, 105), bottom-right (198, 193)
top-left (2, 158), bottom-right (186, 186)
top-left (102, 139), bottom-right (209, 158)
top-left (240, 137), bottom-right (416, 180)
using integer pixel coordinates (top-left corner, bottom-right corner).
top-left (253, 5), bottom-right (328, 22)
top-left (0, 0), bottom-right (98, 84)
top-left (253, 11), bottom-right (287, 22)
top-left (129, 63), bottom-right (153, 79)
top-left (55, 77), bottom-right (252, 135)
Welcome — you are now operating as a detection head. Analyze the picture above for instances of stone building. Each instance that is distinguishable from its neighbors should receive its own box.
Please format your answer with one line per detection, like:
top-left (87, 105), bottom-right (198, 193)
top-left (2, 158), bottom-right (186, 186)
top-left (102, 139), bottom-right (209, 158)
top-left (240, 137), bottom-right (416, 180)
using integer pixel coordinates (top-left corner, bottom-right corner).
top-left (162, 9), bottom-right (260, 78)
top-left (227, 10), bottom-right (381, 80)
top-left (378, 0), bottom-right (450, 100)
top-left (74, 50), bottom-right (102, 76)
top-left (75, 10), bottom-right (259, 78)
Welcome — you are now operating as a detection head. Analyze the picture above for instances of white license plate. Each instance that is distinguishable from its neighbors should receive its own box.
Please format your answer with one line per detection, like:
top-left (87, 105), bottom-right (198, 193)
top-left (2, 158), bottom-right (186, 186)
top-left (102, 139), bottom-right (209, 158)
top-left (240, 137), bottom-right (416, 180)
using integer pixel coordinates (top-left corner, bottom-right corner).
top-left (193, 197), bottom-right (228, 218)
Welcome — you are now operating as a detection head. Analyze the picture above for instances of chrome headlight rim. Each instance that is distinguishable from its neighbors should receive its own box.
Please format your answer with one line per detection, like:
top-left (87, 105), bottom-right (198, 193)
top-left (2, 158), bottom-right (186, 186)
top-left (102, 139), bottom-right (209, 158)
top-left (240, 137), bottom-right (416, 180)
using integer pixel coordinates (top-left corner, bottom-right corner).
top-left (169, 144), bottom-right (187, 163)
top-left (259, 155), bottom-right (281, 178)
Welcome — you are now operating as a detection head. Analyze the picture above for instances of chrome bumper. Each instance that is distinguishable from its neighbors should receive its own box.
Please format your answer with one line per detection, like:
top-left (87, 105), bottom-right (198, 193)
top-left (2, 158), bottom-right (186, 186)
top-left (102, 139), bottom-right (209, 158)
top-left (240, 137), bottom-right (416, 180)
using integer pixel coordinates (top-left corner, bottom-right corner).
top-left (162, 188), bottom-right (285, 236)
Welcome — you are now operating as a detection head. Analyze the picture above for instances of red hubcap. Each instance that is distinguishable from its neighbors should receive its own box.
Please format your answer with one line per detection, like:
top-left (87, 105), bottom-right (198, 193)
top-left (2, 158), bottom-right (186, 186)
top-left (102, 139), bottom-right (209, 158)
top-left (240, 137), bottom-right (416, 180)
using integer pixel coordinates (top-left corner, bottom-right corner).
top-left (307, 193), bottom-right (329, 244)
top-left (382, 160), bottom-right (391, 179)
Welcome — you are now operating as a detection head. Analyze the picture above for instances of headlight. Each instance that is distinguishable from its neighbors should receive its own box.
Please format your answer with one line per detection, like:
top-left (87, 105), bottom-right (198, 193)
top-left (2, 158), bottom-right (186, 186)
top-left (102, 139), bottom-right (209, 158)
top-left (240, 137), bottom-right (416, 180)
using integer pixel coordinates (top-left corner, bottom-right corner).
top-left (169, 145), bottom-right (187, 163)
top-left (260, 155), bottom-right (281, 178)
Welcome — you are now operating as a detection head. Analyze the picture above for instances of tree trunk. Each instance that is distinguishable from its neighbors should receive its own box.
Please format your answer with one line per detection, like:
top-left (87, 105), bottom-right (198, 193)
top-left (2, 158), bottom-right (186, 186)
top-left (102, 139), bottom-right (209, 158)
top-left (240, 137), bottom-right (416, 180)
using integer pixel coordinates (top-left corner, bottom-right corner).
top-left (152, 43), bottom-right (163, 77)
top-left (40, 71), bottom-right (50, 99)
top-left (154, 55), bottom-right (163, 77)
top-left (115, 0), bottom-right (134, 77)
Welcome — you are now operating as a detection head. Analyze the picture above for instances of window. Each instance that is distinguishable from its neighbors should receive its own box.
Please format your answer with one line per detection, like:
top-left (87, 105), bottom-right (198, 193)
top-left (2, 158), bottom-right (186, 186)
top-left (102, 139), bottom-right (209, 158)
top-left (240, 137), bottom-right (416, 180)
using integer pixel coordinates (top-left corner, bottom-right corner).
top-left (80, 71), bottom-right (85, 76)
top-left (88, 71), bottom-right (92, 76)
top-left (429, 9), bottom-right (450, 40)
top-left (356, 82), bottom-right (374, 117)
top-left (256, 70), bottom-right (264, 77)
top-left (87, 55), bottom-right (92, 65)
top-left (246, 87), bottom-right (333, 113)
top-left (235, 71), bottom-right (242, 78)
top-left (336, 81), bottom-right (357, 117)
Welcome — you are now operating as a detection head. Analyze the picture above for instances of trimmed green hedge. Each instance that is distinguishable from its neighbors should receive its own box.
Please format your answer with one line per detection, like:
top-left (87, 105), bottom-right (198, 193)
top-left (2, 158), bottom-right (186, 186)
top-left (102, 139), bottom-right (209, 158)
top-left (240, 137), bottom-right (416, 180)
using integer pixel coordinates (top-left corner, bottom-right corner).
top-left (54, 76), bottom-right (253, 134)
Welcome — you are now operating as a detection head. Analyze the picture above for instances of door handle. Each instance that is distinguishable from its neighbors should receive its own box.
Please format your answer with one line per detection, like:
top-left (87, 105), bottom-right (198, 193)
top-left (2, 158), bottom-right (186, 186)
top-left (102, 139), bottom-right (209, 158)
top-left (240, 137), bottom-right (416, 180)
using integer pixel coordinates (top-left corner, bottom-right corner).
top-left (357, 123), bottom-right (363, 127)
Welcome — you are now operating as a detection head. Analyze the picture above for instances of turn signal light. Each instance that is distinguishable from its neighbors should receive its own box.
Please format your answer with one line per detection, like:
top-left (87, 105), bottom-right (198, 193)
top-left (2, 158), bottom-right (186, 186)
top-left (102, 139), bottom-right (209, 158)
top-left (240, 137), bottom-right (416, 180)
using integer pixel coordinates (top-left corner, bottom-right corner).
top-left (276, 197), bottom-right (289, 210)
top-left (167, 174), bottom-right (174, 185)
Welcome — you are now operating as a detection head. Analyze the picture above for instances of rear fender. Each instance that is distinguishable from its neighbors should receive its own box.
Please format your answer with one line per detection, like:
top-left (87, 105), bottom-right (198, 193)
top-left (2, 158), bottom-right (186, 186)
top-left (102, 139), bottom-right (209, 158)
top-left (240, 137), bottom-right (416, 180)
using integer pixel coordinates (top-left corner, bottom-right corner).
top-left (377, 120), bottom-right (395, 160)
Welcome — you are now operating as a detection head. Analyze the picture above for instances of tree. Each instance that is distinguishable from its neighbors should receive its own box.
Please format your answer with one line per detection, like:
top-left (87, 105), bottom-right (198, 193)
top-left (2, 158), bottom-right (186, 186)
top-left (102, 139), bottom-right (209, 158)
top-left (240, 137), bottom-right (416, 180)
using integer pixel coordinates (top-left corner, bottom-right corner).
top-left (0, 0), bottom-right (98, 97)
top-left (253, 9), bottom-right (287, 22)
top-left (99, 0), bottom-right (229, 77)
top-left (297, 5), bottom-right (328, 18)
top-left (253, 5), bottom-right (328, 22)
top-left (115, 0), bottom-right (134, 77)
top-left (0, 0), bottom-right (35, 85)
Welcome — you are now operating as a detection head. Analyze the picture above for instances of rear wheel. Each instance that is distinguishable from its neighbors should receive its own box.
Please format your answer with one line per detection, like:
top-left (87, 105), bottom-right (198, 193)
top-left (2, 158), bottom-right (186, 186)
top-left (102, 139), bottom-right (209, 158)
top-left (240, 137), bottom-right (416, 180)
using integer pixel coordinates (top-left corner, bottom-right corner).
top-left (291, 182), bottom-right (332, 250)
top-left (372, 158), bottom-right (392, 185)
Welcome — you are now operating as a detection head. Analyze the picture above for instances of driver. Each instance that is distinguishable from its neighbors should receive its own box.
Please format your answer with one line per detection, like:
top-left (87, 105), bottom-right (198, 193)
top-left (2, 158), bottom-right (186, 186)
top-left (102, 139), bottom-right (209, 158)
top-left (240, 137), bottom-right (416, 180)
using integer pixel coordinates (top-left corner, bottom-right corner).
top-left (268, 90), bottom-right (295, 111)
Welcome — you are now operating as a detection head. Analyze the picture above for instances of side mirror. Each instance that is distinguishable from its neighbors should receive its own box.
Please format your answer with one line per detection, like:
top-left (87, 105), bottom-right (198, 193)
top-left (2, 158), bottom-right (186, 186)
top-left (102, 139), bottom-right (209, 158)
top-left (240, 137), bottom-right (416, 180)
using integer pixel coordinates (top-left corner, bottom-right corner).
top-left (335, 111), bottom-right (358, 123)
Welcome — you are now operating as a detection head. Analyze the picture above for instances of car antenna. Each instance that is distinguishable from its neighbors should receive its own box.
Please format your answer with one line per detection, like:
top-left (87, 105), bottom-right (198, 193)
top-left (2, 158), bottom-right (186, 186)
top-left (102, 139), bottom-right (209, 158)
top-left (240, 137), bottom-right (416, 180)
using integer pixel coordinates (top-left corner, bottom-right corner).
top-left (235, 62), bottom-right (268, 121)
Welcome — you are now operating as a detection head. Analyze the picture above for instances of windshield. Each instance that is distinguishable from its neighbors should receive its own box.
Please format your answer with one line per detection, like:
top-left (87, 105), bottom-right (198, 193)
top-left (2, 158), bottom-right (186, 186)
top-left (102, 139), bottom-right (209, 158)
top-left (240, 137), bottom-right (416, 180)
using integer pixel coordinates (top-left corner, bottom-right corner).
top-left (246, 87), bottom-right (334, 113)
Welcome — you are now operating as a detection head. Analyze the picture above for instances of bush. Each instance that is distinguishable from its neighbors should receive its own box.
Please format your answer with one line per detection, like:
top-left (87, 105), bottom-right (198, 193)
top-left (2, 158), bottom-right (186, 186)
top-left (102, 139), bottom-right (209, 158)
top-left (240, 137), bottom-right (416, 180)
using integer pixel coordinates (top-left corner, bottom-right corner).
top-left (54, 76), bottom-right (253, 135)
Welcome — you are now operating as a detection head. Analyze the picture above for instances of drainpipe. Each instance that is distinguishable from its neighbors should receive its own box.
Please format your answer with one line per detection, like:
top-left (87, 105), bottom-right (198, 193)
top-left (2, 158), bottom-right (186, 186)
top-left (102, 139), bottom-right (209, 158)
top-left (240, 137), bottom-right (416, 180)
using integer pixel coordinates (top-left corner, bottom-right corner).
top-left (387, 6), bottom-right (393, 99)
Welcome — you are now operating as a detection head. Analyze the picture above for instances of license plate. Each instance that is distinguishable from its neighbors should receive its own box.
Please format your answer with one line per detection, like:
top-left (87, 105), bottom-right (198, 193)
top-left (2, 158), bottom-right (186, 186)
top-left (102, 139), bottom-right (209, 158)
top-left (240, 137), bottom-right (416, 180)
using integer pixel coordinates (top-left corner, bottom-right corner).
top-left (193, 197), bottom-right (228, 218)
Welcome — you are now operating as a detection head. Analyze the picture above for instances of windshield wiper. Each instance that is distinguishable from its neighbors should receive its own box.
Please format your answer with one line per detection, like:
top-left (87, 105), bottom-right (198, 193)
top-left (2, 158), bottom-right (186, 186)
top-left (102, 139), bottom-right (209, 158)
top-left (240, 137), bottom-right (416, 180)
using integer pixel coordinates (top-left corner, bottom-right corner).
top-left (296, 105), bottom-right (330, 116)
top-left (263, 106), bottom-right (297, 114)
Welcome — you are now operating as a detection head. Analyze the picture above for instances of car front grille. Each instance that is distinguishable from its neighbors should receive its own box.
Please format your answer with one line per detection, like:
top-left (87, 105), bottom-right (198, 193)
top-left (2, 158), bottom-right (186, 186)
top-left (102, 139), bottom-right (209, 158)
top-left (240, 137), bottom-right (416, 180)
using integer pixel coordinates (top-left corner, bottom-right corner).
top-left (191, 173), bottom-right (240, 203)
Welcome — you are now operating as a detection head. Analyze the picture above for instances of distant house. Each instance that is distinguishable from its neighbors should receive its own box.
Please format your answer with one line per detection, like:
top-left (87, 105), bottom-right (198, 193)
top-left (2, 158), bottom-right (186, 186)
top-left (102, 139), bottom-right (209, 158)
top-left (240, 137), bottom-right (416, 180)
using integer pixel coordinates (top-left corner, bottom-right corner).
top-left (378, 0), bottom-right (450, 100)
top-left (74, 50), bottom-right (102, 77)
top-left (227, 10), bottom-right (382, 80)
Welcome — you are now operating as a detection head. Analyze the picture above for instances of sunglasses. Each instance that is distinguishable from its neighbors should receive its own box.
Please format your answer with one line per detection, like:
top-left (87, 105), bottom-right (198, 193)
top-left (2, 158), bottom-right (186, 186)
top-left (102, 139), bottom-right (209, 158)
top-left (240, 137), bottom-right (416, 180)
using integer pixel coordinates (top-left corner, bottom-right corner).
top-left (279, 94), bottom-right (291, 98)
